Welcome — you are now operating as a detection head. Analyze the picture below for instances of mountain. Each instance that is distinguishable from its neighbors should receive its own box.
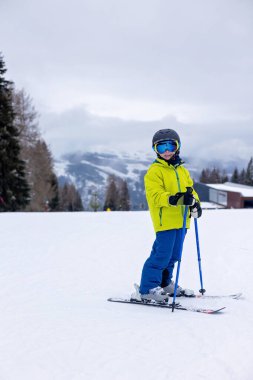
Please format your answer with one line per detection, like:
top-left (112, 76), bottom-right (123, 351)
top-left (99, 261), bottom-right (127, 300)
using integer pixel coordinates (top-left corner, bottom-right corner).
top-left (54, 151), bottom-right (199, 210)
top-left (54, 152), bottom-right (150, 210)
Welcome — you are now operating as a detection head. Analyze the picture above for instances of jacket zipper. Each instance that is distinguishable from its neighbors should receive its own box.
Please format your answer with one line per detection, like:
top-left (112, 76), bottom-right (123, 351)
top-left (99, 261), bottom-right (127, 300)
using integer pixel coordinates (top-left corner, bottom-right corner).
top-left (172, 166), bottom-right (185, 218)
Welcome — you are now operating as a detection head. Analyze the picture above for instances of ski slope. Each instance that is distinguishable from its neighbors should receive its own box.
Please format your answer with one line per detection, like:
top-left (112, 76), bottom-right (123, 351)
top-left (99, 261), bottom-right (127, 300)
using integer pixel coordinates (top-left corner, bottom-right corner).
top-left (0, 210), bottom-right (252, 380)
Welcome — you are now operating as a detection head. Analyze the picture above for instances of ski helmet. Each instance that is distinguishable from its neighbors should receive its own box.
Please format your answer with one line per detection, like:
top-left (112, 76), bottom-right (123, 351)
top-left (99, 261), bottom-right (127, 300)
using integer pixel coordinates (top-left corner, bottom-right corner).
top-left (152, 129), bottom-right (181, 147)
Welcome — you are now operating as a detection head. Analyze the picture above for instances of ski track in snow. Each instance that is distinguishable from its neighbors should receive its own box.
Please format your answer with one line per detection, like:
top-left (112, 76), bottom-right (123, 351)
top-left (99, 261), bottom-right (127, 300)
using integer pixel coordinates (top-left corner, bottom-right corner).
top-left (0, 210), bottom-right (253, 380)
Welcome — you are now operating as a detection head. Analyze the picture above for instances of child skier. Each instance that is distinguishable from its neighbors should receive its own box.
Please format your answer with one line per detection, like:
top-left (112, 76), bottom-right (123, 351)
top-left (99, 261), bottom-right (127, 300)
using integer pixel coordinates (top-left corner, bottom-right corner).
top-left (139, 129), bottom-right (202, 303)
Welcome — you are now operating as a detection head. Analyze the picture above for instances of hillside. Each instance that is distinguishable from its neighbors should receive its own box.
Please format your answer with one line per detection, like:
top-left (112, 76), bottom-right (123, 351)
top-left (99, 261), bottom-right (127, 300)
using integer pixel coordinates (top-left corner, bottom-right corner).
top-left (54, 152), bottom-right (199, 210)
top-left (0, 210), bottom-right (252, 379)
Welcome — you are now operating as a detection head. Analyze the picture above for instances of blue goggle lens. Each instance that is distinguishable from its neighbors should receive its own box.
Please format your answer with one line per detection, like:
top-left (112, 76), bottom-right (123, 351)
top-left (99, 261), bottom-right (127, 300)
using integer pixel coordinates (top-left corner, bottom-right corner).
top-left (155, 140), bottom-right (179, 154)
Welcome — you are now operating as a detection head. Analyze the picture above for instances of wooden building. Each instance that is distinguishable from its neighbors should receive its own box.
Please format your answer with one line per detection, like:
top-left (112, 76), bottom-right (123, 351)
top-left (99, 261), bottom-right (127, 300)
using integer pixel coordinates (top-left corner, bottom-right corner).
top-left (194, 182), bottom-right (253, 208)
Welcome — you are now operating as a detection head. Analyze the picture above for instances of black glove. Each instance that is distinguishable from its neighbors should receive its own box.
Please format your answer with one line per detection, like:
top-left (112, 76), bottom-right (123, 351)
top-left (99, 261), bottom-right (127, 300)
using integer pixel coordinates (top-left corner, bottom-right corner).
top-left (169, 191), bottom-right (195, 206)
top-left (190, 201), bottom-right (202, 218)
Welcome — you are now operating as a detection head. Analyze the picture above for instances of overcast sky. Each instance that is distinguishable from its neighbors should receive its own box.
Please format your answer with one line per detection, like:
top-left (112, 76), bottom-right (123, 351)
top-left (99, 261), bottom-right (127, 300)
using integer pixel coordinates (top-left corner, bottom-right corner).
top-left (1, 0), bottom-right (252, 164)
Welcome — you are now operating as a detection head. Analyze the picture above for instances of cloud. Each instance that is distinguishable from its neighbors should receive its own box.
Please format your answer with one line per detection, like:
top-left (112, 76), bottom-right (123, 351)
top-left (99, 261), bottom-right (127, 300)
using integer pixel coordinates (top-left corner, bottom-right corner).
top-left (41, 105), bottom-right (253, 167)
top-left (1, 0), bottom-right (252, 166)
top-left (1, 0), bottom-right (253, 109)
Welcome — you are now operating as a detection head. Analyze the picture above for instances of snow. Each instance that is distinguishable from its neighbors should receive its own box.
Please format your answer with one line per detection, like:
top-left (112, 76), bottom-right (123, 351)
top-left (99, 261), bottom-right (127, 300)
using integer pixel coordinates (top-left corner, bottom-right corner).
top-left (0, 210), bottom-right (253, 380)
top-left (200, 201), bottom-right (225, 209)
top-left (54, 160), bottom-right (68, 177)
top-left (80, 159), bottom-right (129, 179)
top-left (79, 159), bottom-right (148, 182)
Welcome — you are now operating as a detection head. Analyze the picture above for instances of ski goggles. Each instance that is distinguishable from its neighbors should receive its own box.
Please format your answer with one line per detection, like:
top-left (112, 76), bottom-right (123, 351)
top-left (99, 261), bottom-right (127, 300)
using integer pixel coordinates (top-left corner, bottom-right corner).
top-left (153, 140), bottom-right (180, 154)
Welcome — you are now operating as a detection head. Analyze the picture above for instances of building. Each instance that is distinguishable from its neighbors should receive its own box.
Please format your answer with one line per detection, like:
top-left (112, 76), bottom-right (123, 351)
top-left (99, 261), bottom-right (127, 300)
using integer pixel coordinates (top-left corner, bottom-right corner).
top-left (194, 182), bottom-right (253, 208)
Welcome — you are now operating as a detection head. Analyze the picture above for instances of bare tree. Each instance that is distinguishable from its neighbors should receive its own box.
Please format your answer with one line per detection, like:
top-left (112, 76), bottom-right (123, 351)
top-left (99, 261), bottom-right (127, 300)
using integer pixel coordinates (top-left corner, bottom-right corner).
top-left (12, 88), bottom-right (59, 211)
top-left (59, 183), bottom-right (84, 211)
top-left (118, 179), bottom-right (130, 211)
top-left (12, 88), bottom-right (40, 149)
top-left (27, 140), bottom-right (59, 211)
top-left (103, 175), bottom-right (118, 211)
top-left (199, 167), bottom-right (226, 184)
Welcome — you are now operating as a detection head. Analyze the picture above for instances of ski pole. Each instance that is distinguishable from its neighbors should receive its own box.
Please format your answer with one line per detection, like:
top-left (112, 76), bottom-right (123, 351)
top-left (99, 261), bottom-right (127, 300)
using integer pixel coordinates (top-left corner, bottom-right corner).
top-left (171, 204), bottom-right (189, 312)
top-left (194, 218), bottom-right (206, 295)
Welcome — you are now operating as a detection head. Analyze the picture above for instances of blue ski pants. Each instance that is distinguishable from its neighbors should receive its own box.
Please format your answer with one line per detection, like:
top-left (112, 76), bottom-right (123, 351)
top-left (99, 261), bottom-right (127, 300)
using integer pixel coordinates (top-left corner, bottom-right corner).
top-left (139, 229), bottom-right (187, 294)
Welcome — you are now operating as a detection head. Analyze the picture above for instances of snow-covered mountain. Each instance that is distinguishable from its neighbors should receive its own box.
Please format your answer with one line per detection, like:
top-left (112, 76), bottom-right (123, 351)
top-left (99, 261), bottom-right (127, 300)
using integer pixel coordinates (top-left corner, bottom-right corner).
top-left (54, 151), bottom-right (199, 210)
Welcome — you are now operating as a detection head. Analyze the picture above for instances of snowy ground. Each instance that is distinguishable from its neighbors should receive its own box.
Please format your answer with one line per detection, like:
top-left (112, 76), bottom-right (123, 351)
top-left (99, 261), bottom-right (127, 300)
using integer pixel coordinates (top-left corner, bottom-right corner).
top-left (0, 209), bottom-right (253, 380)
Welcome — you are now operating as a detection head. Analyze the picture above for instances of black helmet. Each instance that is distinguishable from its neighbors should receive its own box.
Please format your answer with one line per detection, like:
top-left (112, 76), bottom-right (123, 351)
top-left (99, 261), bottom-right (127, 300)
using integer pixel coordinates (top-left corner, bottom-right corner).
top-left (152, 129), bottom-right (181, 146)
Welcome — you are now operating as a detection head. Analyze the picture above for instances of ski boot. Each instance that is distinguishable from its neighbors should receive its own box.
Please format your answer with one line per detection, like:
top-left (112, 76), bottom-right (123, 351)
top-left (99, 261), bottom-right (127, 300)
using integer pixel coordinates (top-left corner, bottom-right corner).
top-left (140, 286), bottom-right (169, 303)
top-left (163, 281), bottom-right (195, 297)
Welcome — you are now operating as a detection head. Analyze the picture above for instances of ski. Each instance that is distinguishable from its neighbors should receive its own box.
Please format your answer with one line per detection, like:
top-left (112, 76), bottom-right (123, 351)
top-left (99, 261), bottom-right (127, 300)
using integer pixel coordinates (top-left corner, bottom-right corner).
top-left (132, 284), bottom-right (242, 301)
top-left (176, 292), bottom-right (242, 300)
top-left (107, 297), bottom-right (226, 314)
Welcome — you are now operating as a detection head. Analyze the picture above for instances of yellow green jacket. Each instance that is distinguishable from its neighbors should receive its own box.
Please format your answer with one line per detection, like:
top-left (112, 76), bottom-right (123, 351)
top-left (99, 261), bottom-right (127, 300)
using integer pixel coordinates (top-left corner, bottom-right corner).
top-left (144, 157), bottom-right (199, 232)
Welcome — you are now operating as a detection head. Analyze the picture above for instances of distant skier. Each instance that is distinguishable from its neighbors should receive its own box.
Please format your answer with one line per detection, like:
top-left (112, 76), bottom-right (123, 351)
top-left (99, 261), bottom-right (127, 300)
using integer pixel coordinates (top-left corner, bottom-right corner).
top-left (138, 129), bottom-right (202, 302)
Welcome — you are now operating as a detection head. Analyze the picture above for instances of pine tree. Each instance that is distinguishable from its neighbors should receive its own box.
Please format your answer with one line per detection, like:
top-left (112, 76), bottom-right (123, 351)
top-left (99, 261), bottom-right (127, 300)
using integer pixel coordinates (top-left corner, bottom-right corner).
top-left (221, 169), bottom-right (228, 183)
top-left (0, 53), bottom-right (30, 211)
top-left (239, 168), bottom-right (246, 184)
top-left (90, 190), bottom-right (100, 211)
top-left (231, 168), bottom-right (239, 183)
top-left (48, 173), bottom-right (60, 211)
top-left (245, 157), bottom-right (253, 186)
